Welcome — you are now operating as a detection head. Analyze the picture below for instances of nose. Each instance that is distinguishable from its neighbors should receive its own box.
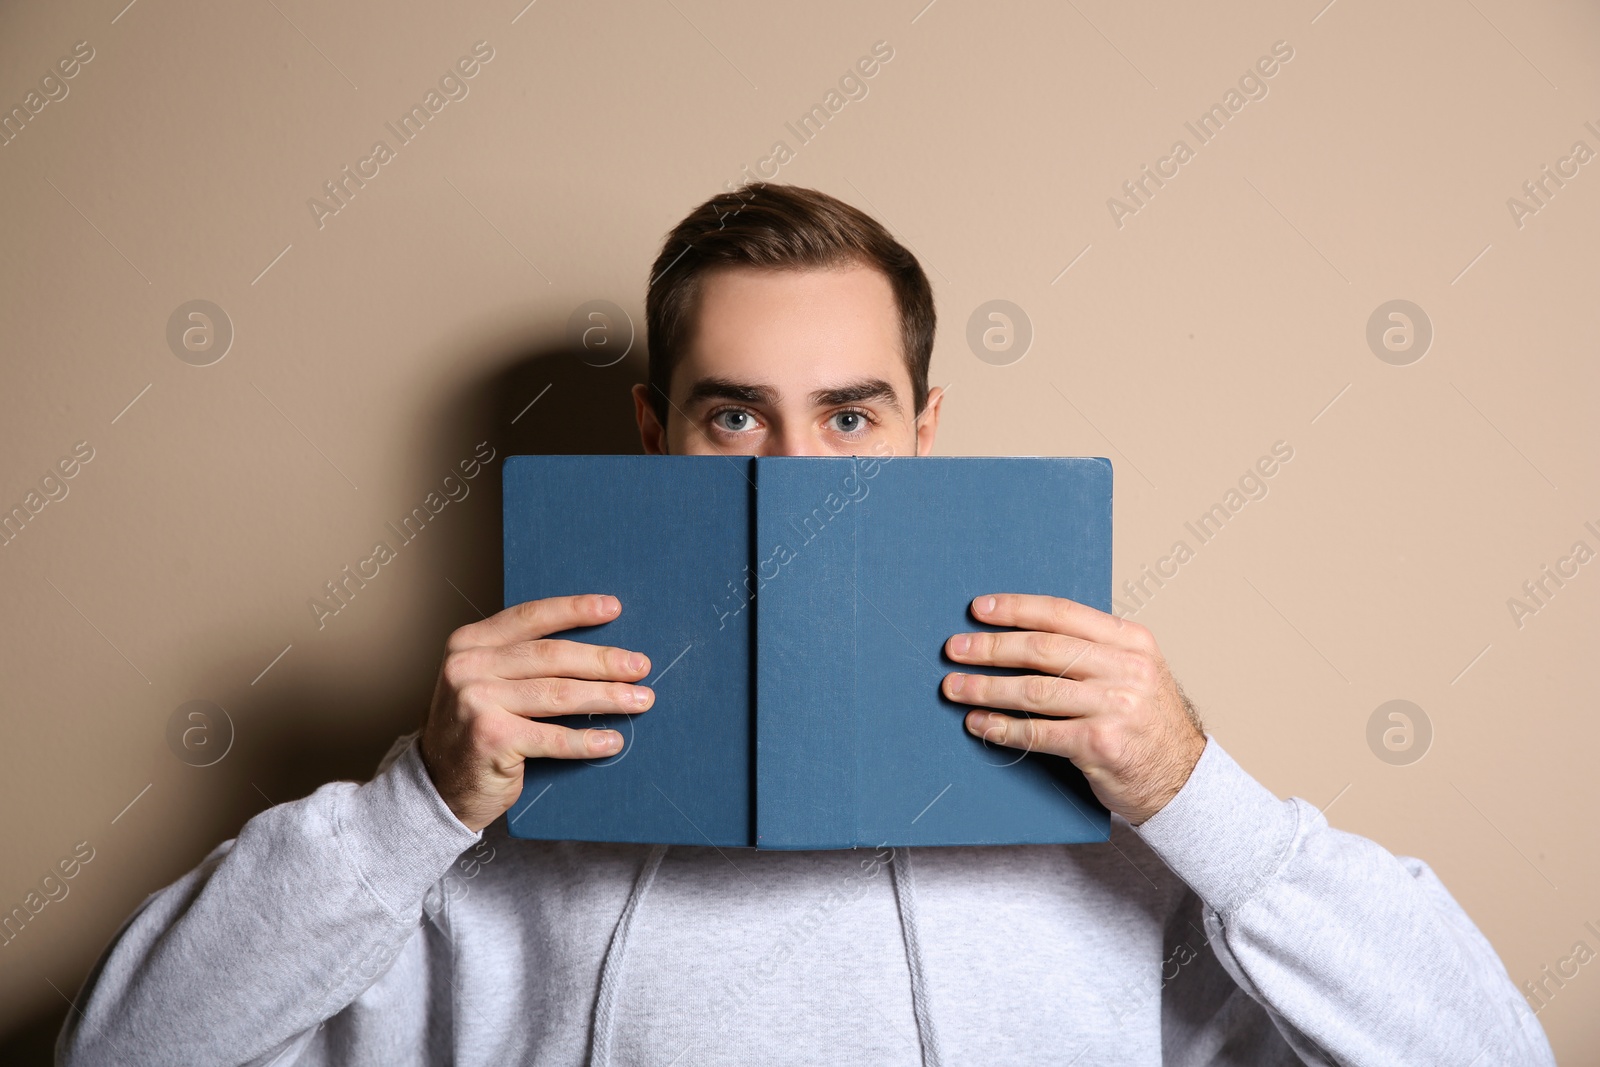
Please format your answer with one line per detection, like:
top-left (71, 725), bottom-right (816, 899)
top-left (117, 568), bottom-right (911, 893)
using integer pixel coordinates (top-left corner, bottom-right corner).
top-left (765, 427), bottom-right (830, 457)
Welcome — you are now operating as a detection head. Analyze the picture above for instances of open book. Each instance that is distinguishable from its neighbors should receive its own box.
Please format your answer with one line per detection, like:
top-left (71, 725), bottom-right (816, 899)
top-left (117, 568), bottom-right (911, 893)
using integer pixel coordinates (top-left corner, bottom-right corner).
top-left (503, 454), bottom-right (1113, 849)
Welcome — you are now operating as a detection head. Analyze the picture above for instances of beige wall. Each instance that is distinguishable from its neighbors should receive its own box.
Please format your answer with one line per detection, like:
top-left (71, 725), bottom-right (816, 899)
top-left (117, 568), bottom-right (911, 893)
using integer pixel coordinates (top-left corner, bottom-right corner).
top-left (2, 0), bottom-right (1596, 1059)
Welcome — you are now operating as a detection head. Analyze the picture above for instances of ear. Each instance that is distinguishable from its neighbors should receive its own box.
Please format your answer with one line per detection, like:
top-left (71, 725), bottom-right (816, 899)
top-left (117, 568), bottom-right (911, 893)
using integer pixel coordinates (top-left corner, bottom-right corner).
top-left (913, 384), bottom-right (944, 457)
top-left (633, 383), bottom-right (668, 455)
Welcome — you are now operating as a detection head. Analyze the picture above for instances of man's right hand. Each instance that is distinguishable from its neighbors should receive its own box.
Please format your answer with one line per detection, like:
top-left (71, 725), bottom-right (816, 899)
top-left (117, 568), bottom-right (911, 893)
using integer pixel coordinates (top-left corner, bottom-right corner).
top-left (418, 594), bottom-right (653, 832)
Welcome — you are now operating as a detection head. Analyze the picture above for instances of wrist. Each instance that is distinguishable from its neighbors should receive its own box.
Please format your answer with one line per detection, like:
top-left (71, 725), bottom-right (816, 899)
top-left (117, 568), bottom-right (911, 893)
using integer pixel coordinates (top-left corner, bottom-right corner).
top-left (1119, 727), bottom-right (1206, 826)
top-left (416, 732), bottom-right (491, 833)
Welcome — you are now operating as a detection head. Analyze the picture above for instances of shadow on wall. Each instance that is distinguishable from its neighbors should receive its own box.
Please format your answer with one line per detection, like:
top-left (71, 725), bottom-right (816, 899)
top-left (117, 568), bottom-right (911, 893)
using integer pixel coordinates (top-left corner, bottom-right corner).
top-left (245, 338), bottom-right (650, 808)
top-left (2, 339), bottom-right (647, 1065)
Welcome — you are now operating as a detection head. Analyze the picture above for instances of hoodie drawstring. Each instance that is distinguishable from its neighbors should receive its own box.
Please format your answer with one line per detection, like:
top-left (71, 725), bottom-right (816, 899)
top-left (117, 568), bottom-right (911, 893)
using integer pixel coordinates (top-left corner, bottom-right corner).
top-left (590, 843), bottom-right (942, 1067)
top-left (589, 843), bottom-right (669, 1067)
top-left (890, 846), bottom-right (944, 1067)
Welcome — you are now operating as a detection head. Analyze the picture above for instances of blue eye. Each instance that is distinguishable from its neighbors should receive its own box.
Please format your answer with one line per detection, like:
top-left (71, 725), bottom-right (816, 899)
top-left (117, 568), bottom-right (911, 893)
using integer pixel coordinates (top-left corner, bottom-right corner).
top-left (830, 410), bottom-right (872, 435)
top-left (713, 409), bottom-right (756, 432)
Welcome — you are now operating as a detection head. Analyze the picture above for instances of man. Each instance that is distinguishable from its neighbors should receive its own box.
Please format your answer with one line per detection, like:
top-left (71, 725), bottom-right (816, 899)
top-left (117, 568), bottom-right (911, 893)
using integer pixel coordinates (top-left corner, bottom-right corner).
top-left (59, 184), bottom-right (1555, 1065)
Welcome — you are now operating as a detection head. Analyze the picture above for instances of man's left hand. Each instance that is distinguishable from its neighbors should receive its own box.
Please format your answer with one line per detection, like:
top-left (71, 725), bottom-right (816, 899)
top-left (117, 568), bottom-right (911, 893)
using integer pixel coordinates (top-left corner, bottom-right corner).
top-left (942, 593), bottom-right (1206, 825)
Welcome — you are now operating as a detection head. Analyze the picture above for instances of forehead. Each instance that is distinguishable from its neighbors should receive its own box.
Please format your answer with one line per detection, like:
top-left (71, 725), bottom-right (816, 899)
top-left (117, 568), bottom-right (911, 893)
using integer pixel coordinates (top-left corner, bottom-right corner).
top-left (682, 263), bottom-right (906, 390)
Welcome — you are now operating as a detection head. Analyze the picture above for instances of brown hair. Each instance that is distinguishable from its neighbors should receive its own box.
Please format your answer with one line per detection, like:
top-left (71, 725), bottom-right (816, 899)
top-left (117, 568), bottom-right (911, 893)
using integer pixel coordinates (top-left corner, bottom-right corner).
top-left (643, 183), bottom-right (935, 430)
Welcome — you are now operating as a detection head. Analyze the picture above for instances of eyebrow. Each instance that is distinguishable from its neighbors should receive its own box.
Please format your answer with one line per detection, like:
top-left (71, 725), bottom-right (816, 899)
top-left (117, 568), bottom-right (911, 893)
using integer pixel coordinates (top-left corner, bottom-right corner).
top-left (812, 377), bottom-right (903, 416)
top-left (682, 375), bottom-right (904, 416)
top-left (683, 376), bottom-right (777, 408)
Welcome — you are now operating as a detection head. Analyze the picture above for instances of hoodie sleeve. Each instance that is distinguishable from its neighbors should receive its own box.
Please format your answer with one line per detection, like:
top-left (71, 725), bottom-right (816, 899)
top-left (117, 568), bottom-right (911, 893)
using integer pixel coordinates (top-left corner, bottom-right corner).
top-left (56, 733), bottom-right (483, 1067)
top-left (1130, 736), bottom-right (1556, 1067)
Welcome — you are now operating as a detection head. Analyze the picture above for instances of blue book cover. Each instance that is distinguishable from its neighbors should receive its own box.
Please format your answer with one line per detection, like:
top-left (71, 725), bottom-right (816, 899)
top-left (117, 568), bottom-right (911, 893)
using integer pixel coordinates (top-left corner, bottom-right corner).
top-left (503, 454), bottom-right (1112, 849)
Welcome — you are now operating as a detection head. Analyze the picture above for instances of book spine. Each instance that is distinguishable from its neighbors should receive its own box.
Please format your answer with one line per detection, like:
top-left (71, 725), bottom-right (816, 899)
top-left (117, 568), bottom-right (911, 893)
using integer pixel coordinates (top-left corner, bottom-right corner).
top-left (754, 457), bottom-right (861, 848)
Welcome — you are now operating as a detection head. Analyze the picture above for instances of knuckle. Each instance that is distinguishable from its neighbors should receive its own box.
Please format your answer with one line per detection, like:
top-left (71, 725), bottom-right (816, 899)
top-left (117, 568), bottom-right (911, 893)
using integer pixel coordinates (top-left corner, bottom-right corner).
top-left (518, 720), bottom-right (559, 755)
top-left (457, 682), bottom-right (495, 716)
top-left (538, 677), bottom-right (573, 712)
top-left (1007, 715), bottom-right (1028, 747)
top-left (1025, 630), bottom-right (1057, 661)
top-left (1106, 685), bottom-right (1141, 717)
top-left (982, 715), bottom-right (1009, 745)
top-left (535, 723), bottom-right (587, 758)
top-left (1125, 652), bottom-right (1159, 688)
top-left (501, 640), bottom-right (531, 670)
top-left (1109, 613), bottom-right (1149, 648)
top-left (1033, 716), bottom-right (1064, 752)
top-left (442, 649), bottom-right (478, 686)
top-left (1023, 674), bottom-right (1056, 708)
top-left (1021, 716), bottom-right (1046, 751)
top-left (1083, 720), bottom-right (1121, 764)
top-left (474, 713), bottom-right (513, 752)
top-left (516, 639), bottom-right (552, 671)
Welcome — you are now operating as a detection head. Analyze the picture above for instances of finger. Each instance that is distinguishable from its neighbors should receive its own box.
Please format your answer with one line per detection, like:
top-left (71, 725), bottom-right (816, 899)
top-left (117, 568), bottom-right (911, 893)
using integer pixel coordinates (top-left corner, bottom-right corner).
top-left (942, 670), bottom-right (1104, 719)
top-left (964, 709), bottom-right (1081, 759)
top-left (461, 677), bottom-right (653, 719)
top-left (944, 629), bottom-right (1120, 680)
top-left (510, 718), bottom-right (626, 761)
top-left (971, 594), bottom-right (1154, 653)
top-left (466, 638), bottom-right (650, 683)
top-left (448, 594), bottom-right (621, 652)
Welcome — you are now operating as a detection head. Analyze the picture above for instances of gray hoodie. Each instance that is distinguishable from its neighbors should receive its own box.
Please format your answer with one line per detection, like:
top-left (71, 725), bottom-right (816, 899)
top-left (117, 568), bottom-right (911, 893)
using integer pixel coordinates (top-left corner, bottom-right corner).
top-left (57, 732), bottom-right (1556, 1065)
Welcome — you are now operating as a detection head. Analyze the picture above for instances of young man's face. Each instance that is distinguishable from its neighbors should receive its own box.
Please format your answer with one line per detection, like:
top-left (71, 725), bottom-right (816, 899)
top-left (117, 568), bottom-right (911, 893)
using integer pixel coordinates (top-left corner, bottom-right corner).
top-left (632, 263), bottom-right (943, 458)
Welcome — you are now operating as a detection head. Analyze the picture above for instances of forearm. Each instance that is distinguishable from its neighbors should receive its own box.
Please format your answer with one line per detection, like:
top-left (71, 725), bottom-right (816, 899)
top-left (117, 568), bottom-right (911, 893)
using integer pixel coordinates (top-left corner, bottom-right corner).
top-left (59, 738), bottom-right (481, 1067)
top-left (1136, 738), bottom-right (1555, 1066)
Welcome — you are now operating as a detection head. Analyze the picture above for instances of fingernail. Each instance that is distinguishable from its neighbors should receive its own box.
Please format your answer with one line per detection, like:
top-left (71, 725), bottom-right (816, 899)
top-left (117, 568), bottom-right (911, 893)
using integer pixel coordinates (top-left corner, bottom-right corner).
top-left (980, 596), bottom-right (996, 614)
top-left (629, 685), bottom-right (651, 707)
top-left (951, 634), bottom-right (971, 655)
top-left (627, 653), bottom-right (647, 674)
top-left (591, 730), bottom-right (620, 752)
top-left (948, 673), bottom-right (966, 695)
top-left (602, 596), bottom-right (620, 614)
